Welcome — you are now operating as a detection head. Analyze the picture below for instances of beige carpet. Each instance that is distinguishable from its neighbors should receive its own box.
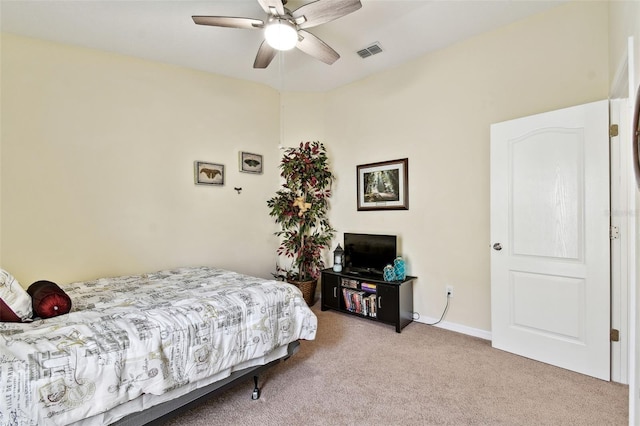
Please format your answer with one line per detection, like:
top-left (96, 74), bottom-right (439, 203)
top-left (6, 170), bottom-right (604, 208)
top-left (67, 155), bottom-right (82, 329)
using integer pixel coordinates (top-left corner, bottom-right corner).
top-left (164, 303), bottom-right (628, 425)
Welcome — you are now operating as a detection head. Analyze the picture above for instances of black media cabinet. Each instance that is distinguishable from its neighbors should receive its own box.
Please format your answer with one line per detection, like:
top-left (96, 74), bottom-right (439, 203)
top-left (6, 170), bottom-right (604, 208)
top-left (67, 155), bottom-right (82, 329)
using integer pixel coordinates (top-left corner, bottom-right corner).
top-left (320, 268), bottom-right (415, 333)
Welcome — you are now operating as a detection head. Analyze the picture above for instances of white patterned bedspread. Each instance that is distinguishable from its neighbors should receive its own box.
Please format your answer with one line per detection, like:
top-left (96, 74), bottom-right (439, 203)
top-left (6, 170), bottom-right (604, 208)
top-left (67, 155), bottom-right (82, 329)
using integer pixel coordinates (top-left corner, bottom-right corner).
top-left (0, 266), bottom-right (317, 426)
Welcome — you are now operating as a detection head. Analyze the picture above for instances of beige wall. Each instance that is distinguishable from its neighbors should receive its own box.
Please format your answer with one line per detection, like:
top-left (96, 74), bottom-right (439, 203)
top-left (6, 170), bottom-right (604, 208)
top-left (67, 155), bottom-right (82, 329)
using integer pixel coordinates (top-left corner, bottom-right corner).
top-left (609, 0), bottom-right (640, 97)
top-left (280, 92), bottom-right (326, 148)
top-left (1, 34), bottom-right (281, 285)
top-left (310, 0), bottom-right (607, 332)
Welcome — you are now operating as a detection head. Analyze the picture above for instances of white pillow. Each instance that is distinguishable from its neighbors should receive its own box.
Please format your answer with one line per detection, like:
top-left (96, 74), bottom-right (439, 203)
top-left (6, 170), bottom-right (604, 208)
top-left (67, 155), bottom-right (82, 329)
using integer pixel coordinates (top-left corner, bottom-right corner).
top-left (0, 269), bottom-right (33, 322)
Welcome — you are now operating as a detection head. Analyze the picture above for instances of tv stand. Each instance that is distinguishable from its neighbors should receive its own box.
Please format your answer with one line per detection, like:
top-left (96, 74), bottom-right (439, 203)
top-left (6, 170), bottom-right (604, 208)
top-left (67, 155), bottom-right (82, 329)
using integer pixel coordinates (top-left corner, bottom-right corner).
top-left (343, 270), bottom-right (383, 281)
top-left (320, 269), bottom-right (415, 333)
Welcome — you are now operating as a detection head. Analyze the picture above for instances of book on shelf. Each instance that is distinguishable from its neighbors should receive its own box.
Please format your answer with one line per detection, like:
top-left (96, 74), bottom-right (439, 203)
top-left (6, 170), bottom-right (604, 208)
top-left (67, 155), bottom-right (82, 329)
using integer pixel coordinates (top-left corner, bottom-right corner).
top-left (342, 288), bottom-right (377, 318)
top-left (341, 278), bottom-right (359, 289)
top-left (360, 282), bottom-right (377, 293)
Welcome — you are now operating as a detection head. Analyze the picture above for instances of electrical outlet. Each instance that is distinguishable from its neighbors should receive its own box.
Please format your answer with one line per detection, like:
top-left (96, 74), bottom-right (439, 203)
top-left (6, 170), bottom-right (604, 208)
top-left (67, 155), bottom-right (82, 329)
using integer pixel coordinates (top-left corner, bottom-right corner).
top-left (446, 285), bottom-right (454, 298)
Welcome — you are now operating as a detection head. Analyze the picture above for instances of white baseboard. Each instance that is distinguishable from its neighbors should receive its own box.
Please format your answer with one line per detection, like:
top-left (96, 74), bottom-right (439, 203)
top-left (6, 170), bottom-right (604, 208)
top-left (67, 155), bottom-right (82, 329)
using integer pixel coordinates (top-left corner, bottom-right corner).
top-left (414, 317), bottom-right (492, 341)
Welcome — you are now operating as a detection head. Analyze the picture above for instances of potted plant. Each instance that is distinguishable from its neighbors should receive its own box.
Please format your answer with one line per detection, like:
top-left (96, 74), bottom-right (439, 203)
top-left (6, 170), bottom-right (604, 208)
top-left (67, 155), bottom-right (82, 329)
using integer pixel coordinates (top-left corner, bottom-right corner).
top-left (267, 141), bottom-right (335, 305)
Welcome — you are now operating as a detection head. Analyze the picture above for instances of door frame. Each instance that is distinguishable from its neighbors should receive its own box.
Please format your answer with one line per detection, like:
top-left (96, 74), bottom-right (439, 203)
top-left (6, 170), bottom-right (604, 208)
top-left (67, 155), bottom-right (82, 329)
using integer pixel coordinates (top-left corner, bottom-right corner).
top-left (610, 97), bottom-right (633, 384)
top-left (609, 34), bottom-right (636, 424)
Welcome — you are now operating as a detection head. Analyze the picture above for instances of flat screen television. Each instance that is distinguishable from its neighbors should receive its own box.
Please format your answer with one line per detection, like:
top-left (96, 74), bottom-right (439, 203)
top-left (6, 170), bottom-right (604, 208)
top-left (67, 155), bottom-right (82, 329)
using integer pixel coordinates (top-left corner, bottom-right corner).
top-left (343, 233), bottom-right (397, 278)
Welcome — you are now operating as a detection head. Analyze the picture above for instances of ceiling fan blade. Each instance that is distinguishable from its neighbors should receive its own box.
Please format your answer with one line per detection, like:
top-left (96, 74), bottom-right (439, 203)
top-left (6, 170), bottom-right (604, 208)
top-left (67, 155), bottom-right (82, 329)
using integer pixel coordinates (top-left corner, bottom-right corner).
top-left (253, 40), bottom-right (278, 69)
top-left (296, 30), bottom-right (339, 65)
top-left (256, 0), bottom-right (286, 16)
top-left (192, 16), bottom-right (264, 29)
top-left (292, 0), bottom-right (362, 29)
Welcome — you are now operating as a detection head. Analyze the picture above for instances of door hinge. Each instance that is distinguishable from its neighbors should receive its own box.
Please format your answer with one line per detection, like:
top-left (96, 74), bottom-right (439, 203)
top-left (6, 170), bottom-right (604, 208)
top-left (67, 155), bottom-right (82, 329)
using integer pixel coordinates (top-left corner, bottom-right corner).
top-left (610, 225), bottom-right (620, 239)
top-left (610, 124), bottom-right (619, 137)
top-left (611, 329), bottom-right (620, 342)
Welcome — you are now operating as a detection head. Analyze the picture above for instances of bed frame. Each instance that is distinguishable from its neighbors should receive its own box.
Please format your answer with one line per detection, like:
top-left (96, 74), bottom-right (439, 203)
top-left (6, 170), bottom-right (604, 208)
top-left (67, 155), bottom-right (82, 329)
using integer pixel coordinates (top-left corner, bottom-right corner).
top-left (112, 340), bottom-right (300, 426)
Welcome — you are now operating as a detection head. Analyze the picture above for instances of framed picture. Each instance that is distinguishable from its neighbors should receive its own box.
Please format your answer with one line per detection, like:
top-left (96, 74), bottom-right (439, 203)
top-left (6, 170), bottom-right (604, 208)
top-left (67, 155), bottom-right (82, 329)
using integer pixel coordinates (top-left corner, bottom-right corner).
top-left (239, 152), bottom-right (263, 174)
top-left (194, 161), bottom-right (224, 186)
top-left (357, 158), bottom-right (409, 211)
top-left (634, 83), bottom-right (640, 189)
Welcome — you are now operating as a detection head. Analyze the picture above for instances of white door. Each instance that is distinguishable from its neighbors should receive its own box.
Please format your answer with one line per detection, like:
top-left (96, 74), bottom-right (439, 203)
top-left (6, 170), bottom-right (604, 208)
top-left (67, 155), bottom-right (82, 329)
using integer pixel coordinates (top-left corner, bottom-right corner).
top-left (490, 100), bottom-right (610, 380)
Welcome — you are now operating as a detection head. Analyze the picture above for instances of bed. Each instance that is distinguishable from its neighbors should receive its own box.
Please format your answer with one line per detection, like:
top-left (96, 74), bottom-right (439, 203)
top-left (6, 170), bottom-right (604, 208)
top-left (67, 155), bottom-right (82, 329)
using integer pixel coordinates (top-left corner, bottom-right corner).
top-left (0, 266), bottom-right (317, 426)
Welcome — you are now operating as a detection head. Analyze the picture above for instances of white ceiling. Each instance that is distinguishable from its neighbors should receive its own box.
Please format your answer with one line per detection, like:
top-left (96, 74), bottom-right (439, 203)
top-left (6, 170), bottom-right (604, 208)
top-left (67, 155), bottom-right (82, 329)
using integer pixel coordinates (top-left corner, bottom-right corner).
top-left (0, 0), bottom-right (566, 92)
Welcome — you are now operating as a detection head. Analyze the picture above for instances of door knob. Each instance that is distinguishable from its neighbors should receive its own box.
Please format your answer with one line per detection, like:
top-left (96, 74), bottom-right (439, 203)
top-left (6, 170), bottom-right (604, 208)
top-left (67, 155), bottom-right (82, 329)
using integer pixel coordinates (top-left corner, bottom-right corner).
top-left (493, 243), bottom-right (502, 251)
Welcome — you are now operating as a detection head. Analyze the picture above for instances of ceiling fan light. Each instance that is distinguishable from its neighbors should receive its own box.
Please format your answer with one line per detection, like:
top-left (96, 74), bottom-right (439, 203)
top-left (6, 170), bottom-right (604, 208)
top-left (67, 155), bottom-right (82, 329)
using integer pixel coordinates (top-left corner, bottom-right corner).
top-left (265, 19), bottom-right (298, 51)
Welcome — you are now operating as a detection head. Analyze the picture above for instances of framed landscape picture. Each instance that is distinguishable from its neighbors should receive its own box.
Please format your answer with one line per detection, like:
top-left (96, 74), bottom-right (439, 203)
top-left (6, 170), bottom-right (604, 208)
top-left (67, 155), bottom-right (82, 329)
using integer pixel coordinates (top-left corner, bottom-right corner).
top-left (239, 152), bottom-right (263, 174)
top-left (194, 161), bottom-right (224, 186)
top-left (357, 158), bottom-right (409, 211)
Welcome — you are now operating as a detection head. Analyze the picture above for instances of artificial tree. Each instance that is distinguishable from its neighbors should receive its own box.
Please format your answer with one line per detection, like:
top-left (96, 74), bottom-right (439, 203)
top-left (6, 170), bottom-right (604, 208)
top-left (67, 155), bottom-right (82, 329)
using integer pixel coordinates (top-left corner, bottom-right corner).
top-left (267, 141), bottom-right (335, 300)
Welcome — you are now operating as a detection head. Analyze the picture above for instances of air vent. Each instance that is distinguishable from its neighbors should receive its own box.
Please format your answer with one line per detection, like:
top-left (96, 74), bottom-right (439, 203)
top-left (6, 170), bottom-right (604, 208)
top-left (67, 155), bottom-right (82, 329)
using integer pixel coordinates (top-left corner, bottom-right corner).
top-left (357, 42), bottom-right (383, 59)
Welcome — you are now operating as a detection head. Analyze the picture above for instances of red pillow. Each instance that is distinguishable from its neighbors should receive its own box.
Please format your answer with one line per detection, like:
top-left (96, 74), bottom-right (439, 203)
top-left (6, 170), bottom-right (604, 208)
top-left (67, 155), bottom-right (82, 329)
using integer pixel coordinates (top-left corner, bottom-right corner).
top-left (0, 298), bottom-right (22, 322)
top-left (27, 280), bottom-right (72, 319)
top-left (0, 269), bottom-right (32, 322)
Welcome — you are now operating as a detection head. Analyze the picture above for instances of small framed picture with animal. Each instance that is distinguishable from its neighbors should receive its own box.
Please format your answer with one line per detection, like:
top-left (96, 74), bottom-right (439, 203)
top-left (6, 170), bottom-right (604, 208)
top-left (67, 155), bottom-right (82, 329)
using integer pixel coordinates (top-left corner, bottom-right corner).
top-left (239, 152), bottom-right (263, 174)
top-left (194, 161), bottom-right (224, 186)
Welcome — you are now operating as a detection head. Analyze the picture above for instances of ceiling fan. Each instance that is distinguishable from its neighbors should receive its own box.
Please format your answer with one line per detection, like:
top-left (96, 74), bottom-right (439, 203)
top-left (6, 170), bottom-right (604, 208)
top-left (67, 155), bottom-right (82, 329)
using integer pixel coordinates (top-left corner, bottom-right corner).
top-left (192, 0), bottom-right (362, 69)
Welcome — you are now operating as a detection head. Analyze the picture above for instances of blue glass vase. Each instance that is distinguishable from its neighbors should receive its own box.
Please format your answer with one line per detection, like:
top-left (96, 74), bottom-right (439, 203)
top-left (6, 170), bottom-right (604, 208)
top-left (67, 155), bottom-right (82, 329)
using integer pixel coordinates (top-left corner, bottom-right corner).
top-left (394, 257), bottom-right (406, 281)
top-left (383, 264), bottom-right (396, 282)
